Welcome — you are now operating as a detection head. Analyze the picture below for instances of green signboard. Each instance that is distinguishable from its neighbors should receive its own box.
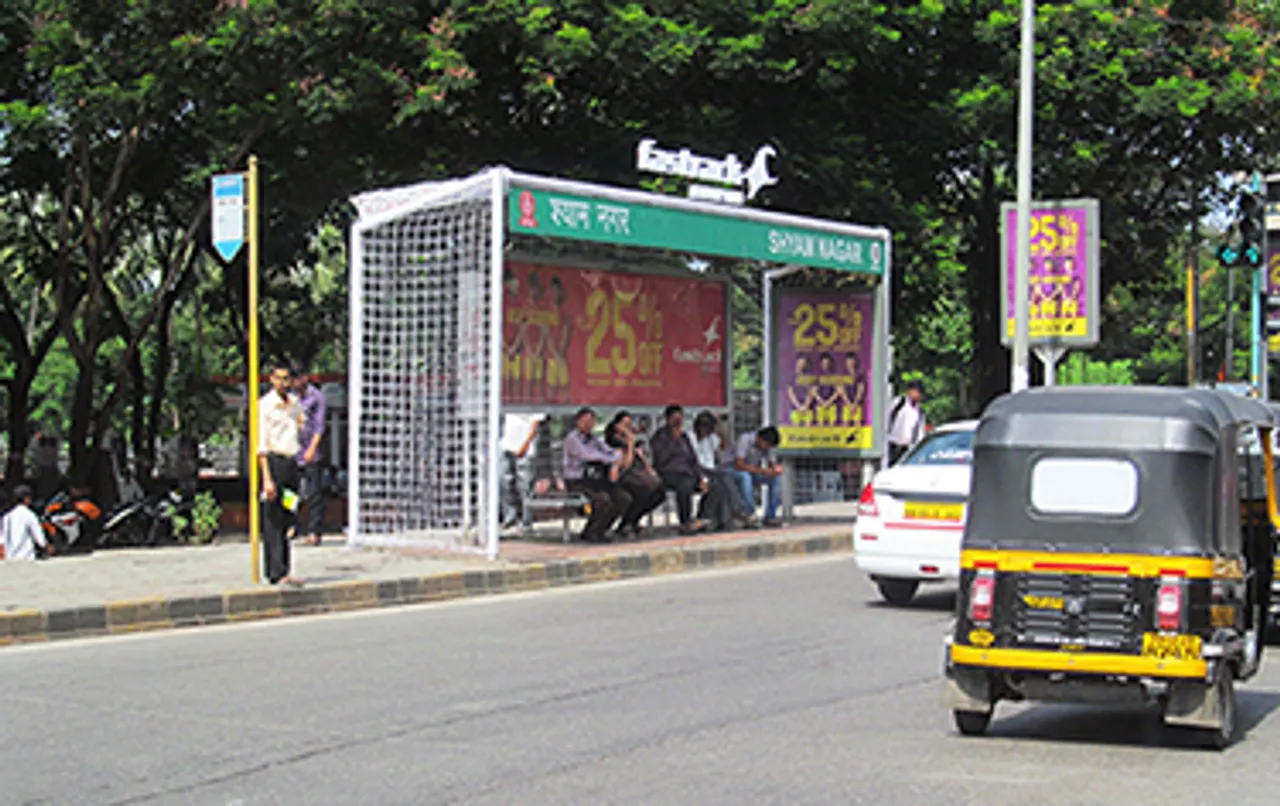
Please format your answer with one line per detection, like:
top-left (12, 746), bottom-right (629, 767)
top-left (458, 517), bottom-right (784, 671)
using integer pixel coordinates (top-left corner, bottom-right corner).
top-left (508, 186), bottom-right (884, 275)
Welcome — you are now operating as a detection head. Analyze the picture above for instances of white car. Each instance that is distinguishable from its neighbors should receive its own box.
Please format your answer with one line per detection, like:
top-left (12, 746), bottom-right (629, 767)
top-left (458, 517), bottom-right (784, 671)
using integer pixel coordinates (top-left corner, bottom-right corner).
top-left (854, 420), bottom-right (977, 605)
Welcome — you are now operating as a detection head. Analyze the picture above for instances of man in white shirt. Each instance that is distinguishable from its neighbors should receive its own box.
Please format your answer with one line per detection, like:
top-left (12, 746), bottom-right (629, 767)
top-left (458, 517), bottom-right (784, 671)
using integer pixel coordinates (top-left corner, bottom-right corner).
top-left (258, 362), bottom-right (303, 585)
top-left (500, 412), bottom-right (544, 535)
top-left (3, 485), bottom-right (49, 561)
top-left (887, 380), bottom-right (926, 465)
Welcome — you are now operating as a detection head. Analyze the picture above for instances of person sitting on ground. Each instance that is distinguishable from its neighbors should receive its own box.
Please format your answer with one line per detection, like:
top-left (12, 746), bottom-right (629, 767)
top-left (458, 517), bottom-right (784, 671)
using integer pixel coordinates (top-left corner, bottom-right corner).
top-left (605, 411), bottom-right (666, 539)
top-left (650, 404), bottom-right (711, 535)
top-left (728, 425), bottom-right (784, 528)
top-left (562, 407), bottom-right (633, 543)
top-left (2, 485), bottom-right (50, 561)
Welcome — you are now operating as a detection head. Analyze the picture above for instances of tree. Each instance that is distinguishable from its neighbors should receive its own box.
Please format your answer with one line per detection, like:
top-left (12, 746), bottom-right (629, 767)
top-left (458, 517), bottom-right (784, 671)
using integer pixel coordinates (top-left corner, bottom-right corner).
top-left (0, 0), bottom-right (475, 483)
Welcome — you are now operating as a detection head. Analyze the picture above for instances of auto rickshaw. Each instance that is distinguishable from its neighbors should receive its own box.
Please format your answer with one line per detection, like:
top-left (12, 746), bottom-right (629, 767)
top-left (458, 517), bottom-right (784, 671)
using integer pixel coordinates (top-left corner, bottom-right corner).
top-left (942, 387), bottom-right (1280, 749)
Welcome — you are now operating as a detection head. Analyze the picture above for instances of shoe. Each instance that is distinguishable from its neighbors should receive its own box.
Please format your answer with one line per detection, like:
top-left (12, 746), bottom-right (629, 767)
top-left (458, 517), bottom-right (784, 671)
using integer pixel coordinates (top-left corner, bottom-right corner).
top-left (762, 518), bottom-right (784, 529)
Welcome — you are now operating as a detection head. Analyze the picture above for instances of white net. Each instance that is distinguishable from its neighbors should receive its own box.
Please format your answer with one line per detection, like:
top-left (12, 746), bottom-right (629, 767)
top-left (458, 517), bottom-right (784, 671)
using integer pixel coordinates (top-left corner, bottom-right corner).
top-left (349, 174), bottom-right (498, 553)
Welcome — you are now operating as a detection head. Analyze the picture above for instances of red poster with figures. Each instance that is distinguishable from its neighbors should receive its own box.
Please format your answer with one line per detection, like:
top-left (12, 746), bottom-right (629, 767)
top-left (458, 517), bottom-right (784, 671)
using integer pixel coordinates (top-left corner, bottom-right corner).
top-left (502, 261), bottom-right (727, 408)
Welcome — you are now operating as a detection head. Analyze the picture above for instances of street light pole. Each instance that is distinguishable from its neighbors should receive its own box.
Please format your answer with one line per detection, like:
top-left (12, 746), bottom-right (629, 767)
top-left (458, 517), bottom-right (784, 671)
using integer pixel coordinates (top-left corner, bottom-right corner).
top-left (1011, 0), bottom-right (1034, 393)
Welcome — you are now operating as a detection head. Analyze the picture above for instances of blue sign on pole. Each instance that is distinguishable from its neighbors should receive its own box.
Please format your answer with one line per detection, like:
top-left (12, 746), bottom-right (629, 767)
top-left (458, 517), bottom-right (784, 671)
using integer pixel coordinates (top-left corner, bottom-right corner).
top-left (211, 173), bottom-right (246, 262)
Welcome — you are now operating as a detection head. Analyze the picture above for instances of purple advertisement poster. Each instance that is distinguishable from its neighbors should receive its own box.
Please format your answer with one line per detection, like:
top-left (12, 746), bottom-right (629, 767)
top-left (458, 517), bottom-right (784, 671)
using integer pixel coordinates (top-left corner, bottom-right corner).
top-left (1268, 245), bottom-right (1280, 298)
top-left (1001, 200), bottom-right (1100, 346)
top-left (774, 290), bottom-right (875, 452)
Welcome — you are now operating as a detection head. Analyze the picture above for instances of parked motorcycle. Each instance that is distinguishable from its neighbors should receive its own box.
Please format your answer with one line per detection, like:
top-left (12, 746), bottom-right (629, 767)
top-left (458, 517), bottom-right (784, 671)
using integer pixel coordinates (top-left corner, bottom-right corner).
top-left (98, 489), bottom-right (191, 548)
top-left (40, 491), bottom-right (103, 555)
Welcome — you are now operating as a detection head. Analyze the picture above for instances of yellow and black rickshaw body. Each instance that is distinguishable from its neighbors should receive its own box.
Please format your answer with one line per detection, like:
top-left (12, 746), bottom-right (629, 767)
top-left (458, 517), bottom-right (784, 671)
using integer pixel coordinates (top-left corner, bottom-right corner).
top-left (942, 387), bottom-right (1280, 749)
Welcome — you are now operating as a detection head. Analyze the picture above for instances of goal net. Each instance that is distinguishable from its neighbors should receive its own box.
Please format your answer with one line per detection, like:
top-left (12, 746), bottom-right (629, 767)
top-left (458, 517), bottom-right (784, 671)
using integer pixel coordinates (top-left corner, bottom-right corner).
top-left (348, 171), bottom-right (501, 555)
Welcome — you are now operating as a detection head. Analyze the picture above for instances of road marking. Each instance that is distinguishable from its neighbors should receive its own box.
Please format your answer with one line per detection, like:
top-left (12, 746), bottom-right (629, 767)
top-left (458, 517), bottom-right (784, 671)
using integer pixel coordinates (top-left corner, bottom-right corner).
top-left (0, 554), bottom-right (855, 656)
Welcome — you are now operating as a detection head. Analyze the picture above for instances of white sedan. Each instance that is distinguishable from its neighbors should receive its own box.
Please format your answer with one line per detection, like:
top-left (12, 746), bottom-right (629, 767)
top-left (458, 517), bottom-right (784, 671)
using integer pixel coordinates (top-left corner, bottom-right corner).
top-left (854, 420), bottom-right (977, 605)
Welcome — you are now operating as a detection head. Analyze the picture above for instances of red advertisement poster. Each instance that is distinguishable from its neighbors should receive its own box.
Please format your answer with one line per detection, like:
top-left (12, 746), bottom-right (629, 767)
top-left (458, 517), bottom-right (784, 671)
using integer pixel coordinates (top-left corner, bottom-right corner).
top-left (503, 261), bottom-right (727, 408)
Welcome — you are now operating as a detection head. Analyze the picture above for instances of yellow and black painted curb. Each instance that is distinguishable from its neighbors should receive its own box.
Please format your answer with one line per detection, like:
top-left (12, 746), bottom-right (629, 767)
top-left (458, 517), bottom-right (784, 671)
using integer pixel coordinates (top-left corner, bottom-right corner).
top-left (0, 532), bottom-right (853, 647)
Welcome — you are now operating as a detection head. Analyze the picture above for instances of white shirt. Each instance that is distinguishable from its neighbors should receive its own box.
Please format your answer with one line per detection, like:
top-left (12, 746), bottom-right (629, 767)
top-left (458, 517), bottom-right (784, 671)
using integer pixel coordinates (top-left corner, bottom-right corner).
top-left (501, 414), bottom-right (544, 456)
top-left (259, 391), bottom-right (301, 456)
top-left (691, 432), bottom-right (721, 470)
top-left (3, 504), bottom-right (46, 561)
top-left (888, 396), bottom-right (925, 447)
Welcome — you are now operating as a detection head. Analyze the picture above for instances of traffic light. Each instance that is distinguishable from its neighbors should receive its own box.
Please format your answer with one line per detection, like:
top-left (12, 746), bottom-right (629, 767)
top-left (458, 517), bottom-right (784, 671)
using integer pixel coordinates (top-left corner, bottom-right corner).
top-left (1239, 192), bottom-right (1263, 267)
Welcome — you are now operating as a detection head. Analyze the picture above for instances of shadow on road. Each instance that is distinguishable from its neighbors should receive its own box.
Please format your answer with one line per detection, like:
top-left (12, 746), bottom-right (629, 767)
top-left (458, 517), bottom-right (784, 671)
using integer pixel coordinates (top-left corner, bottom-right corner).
top-left (866, 588), bottom-right (957, 614)
top-left (977, 689), bottom-right (1280, 750)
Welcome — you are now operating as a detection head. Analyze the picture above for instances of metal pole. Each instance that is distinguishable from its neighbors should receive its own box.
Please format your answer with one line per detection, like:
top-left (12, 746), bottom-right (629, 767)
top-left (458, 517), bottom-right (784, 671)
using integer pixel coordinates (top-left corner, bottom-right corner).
top-left (1226, 268), bottom-right (1235, 382)
top-left (247, 155), bottom-right (261, 584)
top-left (1187, 218), bottom-right (1199, 386)
top-left (1263, 185), bottom-right (1271, 400)
top-left (1251, 265), bottom-right (1262, 394)
top-left (1011, 0), bottom-right (1035, 393)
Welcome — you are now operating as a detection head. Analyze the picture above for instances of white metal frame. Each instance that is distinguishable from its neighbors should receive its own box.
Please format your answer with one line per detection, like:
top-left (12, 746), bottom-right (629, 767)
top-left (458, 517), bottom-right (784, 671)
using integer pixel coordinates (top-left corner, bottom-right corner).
top-left (349, 166), bottom-right (893, 556)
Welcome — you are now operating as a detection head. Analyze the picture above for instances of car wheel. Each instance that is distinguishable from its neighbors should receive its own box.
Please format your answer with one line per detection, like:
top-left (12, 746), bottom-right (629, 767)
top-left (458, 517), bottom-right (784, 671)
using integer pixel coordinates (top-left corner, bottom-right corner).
top-left (953, 709), bottom-right (991, 737)
top-left (877, 579), bottom-right (919, 606)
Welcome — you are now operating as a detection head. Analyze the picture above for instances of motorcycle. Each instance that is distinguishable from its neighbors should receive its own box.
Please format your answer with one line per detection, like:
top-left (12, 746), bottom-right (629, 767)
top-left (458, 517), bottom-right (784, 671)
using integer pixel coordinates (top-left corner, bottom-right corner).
top-left (99, 489), bottom-right (191, 548)
top-left (41, 490), bottom-right (103, 555)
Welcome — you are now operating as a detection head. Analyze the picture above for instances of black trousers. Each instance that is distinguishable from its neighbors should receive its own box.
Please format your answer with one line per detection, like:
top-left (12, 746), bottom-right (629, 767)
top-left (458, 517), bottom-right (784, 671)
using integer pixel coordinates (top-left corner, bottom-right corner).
top-left (264, 454), bottom-right (299, 583)
top-left (301, 461), bottom-right (325, 537)
top-left (888, 443), bottom-right (910, 466)
top-left (662, 472), bottom-right (700, 526)
top-left (618, 469), bottom-right (665, 529)
top-left (567, 479), bottom-right (633, 542)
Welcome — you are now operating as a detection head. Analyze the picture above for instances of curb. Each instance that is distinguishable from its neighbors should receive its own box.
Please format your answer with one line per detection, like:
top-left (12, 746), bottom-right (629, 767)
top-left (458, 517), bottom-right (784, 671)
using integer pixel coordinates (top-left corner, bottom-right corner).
top-left (0, 532), bottom-right (853, 647)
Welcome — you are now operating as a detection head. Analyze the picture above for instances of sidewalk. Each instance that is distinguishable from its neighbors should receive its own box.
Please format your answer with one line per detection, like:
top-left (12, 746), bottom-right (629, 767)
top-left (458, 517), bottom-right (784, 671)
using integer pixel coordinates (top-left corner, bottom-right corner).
top-left (0, 502), bottom-right (857, 646)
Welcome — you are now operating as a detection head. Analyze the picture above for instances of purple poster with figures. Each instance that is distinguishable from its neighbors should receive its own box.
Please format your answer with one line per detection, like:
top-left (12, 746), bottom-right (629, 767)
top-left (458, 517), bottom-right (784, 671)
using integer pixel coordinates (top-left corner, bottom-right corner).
top-left (1000, 200), bottom-right (1101, 347)
top-left (774, 290), bottom-right (875, 453)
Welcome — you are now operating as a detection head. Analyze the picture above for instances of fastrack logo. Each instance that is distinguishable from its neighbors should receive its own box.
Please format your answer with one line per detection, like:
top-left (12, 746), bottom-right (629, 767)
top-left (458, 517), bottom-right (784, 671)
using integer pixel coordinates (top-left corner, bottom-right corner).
top-left (671, 347), bottom-right (723, 365)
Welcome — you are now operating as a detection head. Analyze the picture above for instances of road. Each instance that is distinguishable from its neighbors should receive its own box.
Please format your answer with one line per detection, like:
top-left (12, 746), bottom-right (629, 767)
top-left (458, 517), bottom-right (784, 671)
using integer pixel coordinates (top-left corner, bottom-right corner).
top-left (5, 557), bottom-right (1280, 806)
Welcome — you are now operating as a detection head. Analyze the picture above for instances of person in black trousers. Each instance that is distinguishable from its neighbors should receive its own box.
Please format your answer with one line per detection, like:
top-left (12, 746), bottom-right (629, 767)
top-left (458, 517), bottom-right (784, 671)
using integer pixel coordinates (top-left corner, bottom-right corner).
top-left (258, 362), bottom-right (303, 585)
top-left (650, 404), bottom-right (711, 534)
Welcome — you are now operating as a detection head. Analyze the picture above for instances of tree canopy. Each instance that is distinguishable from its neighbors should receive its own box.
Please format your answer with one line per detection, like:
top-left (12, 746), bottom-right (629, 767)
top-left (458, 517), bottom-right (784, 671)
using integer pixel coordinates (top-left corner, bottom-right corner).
top-left (2, 0), bottom-right (1278, 483)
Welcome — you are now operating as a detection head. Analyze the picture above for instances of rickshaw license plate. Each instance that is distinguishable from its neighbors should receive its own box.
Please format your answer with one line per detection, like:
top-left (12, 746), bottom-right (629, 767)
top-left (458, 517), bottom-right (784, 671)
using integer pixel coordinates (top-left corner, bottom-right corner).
top-left (902, 502), bottom-right (964, 522)
top-left (1141, 633), bottom-right (1202, 660)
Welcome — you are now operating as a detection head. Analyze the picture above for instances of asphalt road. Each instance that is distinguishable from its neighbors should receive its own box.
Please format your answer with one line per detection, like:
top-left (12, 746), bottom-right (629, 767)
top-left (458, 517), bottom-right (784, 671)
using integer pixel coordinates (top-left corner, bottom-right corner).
top-left (6, 557), bottom-right (1280, 806)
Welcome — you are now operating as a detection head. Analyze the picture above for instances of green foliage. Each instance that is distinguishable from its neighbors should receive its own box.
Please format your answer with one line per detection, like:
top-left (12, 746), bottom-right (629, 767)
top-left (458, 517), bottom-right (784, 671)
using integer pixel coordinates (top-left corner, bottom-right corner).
top-left (187, 491), bottom-right (222, 545)
top-left (1060, 353), bottom-right (1138, 387)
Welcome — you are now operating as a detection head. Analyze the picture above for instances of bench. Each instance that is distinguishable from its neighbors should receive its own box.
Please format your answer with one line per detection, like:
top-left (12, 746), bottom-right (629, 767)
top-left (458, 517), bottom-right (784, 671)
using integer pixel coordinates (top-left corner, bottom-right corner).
top-left (523, 493), bottom-right (588, 543)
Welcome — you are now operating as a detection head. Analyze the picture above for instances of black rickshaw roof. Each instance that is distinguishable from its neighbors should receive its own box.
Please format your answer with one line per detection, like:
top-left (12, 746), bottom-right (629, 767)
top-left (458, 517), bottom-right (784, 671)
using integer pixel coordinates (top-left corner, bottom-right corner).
top-left (976, 386), bottom-right (1275, 455)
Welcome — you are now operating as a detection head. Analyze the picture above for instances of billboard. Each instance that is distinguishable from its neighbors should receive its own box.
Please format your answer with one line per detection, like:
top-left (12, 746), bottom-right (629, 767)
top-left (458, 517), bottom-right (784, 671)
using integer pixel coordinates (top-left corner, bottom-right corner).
top-left (999, 199), bottom-right (1101, 347)
top-left (771, 289), bottom-right (876, 453)
top-left (502, 261), bottom-right (727, 408)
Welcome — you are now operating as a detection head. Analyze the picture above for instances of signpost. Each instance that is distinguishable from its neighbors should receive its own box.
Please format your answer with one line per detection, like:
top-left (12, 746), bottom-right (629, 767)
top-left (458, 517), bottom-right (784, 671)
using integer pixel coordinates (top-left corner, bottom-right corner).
top-left (999, 198), bottom-right (1102, 384)
top-left (211, 160), bottom-right (260, 583)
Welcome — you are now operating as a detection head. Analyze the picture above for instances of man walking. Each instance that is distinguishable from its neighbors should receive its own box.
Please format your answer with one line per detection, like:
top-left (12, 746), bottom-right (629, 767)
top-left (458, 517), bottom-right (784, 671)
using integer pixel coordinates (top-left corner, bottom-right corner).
top-left (650, 405), bottom-right (709, 534)
top-left (562, 407), bottom-right (633, 543)
top-left (887, 379), bottom-right (926, 465)
top-left (259, 362), bottom-right (303, 585)
top-left (293, 365), bottom-right (327, 546)
top-left (2, 485), bottom-right (50, 561)
top-left (730, 426), bottom-right (784, 528)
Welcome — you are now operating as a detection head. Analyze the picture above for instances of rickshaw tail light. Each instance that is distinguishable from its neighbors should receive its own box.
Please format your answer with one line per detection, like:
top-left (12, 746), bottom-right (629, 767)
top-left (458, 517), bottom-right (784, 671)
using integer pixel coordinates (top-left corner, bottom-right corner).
top-left (969, 572), bottom-right (996, 622)
top-left (858, 484), bottom-right (879, 518)
top-left (1156, 578), bottom-right (1183, 632)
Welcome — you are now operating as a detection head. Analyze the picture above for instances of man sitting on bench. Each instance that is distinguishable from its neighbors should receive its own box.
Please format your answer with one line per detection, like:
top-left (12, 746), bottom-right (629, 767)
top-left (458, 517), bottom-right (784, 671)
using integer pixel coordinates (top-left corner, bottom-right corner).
top-left (562, 407), bottom-right (633, 543)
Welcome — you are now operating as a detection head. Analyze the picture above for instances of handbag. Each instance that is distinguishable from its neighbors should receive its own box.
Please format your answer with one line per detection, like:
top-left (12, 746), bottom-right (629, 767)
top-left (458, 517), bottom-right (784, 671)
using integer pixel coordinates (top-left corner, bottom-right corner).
top-left (582, 461), bottom-right (612, 491)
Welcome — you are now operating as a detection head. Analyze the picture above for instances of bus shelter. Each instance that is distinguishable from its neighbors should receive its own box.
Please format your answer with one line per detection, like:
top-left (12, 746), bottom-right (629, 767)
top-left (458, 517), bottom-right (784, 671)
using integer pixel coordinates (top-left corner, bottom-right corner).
top-left (347, 167), bottom-right (891, 558)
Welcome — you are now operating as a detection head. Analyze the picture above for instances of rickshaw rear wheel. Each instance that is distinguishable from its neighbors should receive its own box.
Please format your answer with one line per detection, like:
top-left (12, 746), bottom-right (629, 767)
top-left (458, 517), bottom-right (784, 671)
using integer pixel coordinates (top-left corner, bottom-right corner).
top-left (876, 579), bottom-right (919, 606)
top-left (1204, 672), bottom-right (1237, 751)
top-left (953, 709), bottom-right (991, 737)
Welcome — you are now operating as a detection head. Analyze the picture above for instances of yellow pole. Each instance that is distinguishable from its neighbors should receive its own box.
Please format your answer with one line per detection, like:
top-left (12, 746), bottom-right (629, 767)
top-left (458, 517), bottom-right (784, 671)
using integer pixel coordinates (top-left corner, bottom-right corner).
top-left (247, 156), bottom-right (261, 583)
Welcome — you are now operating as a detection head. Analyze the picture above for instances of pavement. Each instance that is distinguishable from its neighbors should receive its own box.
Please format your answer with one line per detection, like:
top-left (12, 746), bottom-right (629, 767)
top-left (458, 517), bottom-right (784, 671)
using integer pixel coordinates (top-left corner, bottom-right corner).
top-left (7, 558), bottom-right (1280, 805)
top-left (0, 502), bottom-right (858, 645)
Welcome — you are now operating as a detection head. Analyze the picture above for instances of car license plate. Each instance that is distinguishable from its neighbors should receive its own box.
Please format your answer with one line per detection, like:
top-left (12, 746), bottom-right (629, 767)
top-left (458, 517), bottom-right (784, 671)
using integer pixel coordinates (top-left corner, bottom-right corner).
top-left (902, 502), bottom-right (964, 522)
top-left (1141, 633), bottom-right (1202, 660)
